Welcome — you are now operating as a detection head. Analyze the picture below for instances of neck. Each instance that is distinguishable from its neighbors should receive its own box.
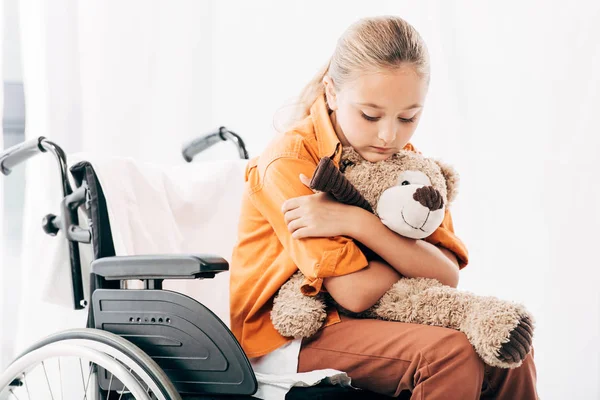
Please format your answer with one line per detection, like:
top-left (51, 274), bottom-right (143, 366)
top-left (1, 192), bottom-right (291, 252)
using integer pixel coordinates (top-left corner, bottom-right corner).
top-left (329, 111), bottom-right (350, 146)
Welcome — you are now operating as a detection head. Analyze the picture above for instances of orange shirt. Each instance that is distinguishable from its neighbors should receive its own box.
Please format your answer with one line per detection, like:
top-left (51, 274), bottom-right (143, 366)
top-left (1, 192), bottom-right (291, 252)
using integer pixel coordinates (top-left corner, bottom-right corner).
top-left (230, 95), bottom-right (469, 358)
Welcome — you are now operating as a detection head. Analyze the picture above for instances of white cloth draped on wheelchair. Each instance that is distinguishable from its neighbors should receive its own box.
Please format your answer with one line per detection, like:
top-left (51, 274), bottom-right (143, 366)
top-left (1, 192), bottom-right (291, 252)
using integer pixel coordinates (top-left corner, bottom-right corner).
top-left (43, 153), bottom-right (352, 400)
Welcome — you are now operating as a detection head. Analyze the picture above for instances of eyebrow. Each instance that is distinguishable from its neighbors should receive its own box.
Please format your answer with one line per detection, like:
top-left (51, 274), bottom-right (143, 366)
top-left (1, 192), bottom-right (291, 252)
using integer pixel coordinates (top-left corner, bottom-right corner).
top-left (358, 102), bottom-right (423, 110)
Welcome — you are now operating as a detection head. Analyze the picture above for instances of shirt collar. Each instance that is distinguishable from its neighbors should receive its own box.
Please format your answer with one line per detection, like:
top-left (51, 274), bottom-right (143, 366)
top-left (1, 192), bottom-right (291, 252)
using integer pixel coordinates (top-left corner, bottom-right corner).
top-left (310, 94), bottom-right (342, 164)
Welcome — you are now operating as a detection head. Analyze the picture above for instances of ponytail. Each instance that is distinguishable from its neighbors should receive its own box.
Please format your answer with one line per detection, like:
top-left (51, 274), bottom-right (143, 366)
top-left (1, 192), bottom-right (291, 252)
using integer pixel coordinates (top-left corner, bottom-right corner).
top-left (273, 60), bottom-right (330, 133)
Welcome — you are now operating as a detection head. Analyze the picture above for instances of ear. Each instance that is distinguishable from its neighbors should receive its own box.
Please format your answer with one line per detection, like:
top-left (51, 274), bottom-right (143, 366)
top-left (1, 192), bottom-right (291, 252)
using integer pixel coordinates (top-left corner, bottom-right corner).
top-left (323, 75), bottom-right (338, 111)
top-left (434, 159), bottom-right (460, 204)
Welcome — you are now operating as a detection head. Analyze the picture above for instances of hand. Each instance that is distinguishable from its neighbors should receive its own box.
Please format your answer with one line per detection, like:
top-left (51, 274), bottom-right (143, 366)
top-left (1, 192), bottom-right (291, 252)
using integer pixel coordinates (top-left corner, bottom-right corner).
top-left (282, 174), bottom-right (356, 239)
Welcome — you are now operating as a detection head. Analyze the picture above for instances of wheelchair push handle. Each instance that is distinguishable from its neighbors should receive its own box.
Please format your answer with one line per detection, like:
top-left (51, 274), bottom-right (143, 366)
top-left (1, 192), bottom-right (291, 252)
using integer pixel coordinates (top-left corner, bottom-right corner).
top-left (182, 129), bottom-right (223, 162)
top-left (1, 136), bottom-right (86, 310)
top-left (182, 126), bottom-right (249, 162)
top-left (0, 136), bottom-right (46, 175)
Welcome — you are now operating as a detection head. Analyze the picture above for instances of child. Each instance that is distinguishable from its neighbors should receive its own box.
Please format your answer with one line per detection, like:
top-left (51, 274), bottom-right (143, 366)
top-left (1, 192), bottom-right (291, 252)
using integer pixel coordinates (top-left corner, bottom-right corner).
top-left (230, 15), bottom-right (537, 399)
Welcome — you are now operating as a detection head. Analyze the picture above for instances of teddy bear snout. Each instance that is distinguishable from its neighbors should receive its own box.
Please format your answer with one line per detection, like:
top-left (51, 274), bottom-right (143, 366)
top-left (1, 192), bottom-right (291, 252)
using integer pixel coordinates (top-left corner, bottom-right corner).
top-left (413, 186), bottom-right (444, 211)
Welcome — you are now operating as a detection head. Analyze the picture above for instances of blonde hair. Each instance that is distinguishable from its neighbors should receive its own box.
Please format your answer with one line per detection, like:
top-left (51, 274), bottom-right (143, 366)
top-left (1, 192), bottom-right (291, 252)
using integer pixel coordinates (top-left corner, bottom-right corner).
top-left (276, 16), bottom-right (429, 132)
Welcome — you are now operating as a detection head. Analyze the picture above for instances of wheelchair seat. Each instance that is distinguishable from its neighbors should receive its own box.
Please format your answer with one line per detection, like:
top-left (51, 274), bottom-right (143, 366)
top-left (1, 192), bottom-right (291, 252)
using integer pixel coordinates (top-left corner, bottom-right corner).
top-left (69, 161), bottom-right (398, 399)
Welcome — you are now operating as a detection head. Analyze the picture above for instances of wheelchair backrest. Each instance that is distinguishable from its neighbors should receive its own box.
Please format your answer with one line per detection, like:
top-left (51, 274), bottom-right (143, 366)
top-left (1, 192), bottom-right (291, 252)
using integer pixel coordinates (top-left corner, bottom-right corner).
top-left (73, 153), bottom-right (249, 327)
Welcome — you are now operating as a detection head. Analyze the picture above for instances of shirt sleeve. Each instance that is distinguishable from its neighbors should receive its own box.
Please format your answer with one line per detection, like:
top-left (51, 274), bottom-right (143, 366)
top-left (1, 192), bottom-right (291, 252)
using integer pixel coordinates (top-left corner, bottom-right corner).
top-left (248, 156), bottom-right (369, 296)
top-left (424, 209), bottom-right (469, 269)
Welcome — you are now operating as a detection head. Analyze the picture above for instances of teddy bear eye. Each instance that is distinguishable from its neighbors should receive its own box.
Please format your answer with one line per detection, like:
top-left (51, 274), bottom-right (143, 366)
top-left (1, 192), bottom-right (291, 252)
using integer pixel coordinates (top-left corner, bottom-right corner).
top-left (401, 180), bottom-right (410, 186)
top-left (340, 159), bottom-right (354, 172)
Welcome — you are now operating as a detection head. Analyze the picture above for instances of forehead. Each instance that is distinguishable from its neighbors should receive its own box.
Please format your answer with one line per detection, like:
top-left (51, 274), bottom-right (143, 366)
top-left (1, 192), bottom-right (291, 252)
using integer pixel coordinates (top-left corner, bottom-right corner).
top-left (342, 66), bottom-right (428, 111)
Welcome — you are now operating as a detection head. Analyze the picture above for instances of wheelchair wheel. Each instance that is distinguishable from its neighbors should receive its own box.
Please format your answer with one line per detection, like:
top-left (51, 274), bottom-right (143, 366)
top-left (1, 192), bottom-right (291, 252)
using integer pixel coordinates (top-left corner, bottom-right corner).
top-left (0, 328), bottom-right (181, 400)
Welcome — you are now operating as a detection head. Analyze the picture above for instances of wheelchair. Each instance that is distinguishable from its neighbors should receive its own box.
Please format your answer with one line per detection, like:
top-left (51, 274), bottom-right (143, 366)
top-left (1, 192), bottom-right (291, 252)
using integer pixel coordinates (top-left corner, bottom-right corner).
top-left (0, 130), bottom-right (395, 399)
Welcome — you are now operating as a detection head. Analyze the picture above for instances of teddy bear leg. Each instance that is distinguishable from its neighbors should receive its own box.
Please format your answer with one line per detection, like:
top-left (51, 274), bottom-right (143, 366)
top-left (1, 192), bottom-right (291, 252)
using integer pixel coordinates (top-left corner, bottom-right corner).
top-left (369, 278), bottom-right (534, 368)
top-left (270, 270), bottom-right (328, 339)
top-left (453, 292), bottom-right (534, 369)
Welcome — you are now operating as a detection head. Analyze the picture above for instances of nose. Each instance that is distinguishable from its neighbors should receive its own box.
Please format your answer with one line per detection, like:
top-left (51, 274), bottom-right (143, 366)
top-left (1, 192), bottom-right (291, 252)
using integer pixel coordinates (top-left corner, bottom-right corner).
top-left (378, 122), bottom-right (397, 145)
top-left (413, 186), bottom-right (444, 211)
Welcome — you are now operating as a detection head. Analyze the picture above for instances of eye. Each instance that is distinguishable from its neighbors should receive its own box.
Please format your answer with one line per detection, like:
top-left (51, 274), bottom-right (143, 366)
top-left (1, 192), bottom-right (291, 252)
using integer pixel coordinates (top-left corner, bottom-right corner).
top-left (399, 117), bottom-right (416, 124)
top-left (361, 112), bottom-right (380, 122)
top-left (401, 180), bottom-right (410, 186)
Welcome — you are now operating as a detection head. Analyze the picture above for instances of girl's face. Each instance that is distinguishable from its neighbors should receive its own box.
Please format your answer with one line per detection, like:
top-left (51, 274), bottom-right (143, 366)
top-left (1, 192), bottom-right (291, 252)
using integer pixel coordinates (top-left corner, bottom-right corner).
top-left (324, 65), bottom-right (428, 162)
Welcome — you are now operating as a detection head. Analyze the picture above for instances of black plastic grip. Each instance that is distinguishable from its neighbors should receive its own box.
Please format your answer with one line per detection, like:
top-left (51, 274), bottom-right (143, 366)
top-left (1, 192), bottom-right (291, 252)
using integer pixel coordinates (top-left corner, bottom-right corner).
top-left (181, 128), bottom-right (224, 162)
top-left (0, 136), bottom-right (46, 175)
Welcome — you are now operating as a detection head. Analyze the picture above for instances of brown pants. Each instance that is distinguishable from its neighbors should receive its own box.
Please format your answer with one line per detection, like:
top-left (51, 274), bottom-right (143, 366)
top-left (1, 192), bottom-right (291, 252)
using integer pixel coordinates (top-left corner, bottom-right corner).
top-left (298, 314), bottom-right (538, 399)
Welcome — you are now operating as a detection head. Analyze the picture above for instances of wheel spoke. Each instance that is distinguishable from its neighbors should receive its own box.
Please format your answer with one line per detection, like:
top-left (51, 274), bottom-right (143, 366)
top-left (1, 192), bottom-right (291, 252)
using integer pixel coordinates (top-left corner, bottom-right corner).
top-left (117, 384), bottom-right (125, 400)
top-left (79, 358), bottom-right (86, 394)
top-left (59, 358), bottom-right (64, 400)
top-left (108, 372), bottom-right (114, 395)
top-left (9, 388), bottom-right (21, 400)
top-left (117, 367), bottom-right (134, 400)
top-left (23, 373), bottom-right (31, 399)
top-left (82, 362), bottom-right (93, 400)
top-left (42, 361), bottom-right (56, 399)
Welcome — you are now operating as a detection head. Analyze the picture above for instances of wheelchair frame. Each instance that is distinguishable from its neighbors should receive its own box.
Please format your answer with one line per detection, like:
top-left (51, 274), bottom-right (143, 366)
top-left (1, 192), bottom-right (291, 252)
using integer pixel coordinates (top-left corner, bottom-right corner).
top-left (0, 131), bottom-right (389, 399)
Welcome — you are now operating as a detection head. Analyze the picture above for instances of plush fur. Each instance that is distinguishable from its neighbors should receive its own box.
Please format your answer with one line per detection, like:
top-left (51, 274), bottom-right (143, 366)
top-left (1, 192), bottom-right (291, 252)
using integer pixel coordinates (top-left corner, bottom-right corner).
top-left (271, 147), bottom-right (535, 369)
top-left (270, 271), bottom-right (327, 338)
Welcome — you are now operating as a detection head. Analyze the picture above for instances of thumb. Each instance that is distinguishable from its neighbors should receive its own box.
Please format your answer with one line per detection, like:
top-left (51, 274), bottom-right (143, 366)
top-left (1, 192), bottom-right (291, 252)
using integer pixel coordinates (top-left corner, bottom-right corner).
top-left (299, 173), bottom-right (316, 192)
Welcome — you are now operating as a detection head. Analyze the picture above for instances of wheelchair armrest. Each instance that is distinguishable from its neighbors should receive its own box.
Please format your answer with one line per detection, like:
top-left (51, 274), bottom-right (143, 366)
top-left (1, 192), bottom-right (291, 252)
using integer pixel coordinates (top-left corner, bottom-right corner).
top-left (91, 254), bottom-right (228, 280)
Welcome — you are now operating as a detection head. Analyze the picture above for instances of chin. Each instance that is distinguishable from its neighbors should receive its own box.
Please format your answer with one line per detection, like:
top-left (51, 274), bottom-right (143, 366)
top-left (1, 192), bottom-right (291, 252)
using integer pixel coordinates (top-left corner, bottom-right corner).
top-left (359, 151), bottom-right (395, 163)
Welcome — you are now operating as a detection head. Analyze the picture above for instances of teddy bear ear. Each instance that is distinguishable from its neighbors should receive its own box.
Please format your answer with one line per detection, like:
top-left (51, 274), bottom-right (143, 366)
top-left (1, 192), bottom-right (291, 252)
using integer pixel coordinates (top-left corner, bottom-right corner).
top-left (434, 159), bottom-right (460, 204)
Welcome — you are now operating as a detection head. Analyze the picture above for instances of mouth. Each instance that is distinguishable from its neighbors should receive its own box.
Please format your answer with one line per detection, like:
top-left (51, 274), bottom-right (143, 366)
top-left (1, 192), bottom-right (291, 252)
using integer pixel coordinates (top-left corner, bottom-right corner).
top-left (371, 146), bottom-right (393, 153)
top-left (401, 209), bottom-right (429, 232)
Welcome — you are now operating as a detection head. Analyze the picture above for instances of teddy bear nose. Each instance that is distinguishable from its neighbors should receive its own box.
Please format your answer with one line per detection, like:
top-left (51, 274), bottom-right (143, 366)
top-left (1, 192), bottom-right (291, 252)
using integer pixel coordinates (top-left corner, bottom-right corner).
top-left (413, 186), bottom-right (444, 211)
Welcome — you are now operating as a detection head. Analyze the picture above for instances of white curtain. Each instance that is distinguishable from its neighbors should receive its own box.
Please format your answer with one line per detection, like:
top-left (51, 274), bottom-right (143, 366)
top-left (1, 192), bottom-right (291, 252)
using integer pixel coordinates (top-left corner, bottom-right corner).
top-left (0, 0), bottom-right (4, 371)
top-left (14, 0), bottom-right (219, 352)
top-left (12, 1), bottom-right (600, 398)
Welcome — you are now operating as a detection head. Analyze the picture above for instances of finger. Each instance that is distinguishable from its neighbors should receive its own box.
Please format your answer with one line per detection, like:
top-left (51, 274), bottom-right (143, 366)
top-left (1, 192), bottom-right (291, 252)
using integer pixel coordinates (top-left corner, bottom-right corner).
top-left (299, 173), bottom-right (312, 188)
top-left (281, 198), bottom-right (299, 214)
top-left (300, 173), bottom-right (320, 194)
top-left (291, 226), bottom-right (312, 239)
top-left (287, 218), bottom-right (306, 234)
top-left (283, 208), bottom-right (303, 224)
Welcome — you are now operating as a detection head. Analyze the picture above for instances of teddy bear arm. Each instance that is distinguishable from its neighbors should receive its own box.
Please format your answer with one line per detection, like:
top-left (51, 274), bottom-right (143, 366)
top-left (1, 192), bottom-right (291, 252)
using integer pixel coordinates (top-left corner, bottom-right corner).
top-left (270, 270), bottom-right (328, 339)
top-left (310, 157), bottom-right (372, 212)
top-left (369, 278), bottom-right (534, 369)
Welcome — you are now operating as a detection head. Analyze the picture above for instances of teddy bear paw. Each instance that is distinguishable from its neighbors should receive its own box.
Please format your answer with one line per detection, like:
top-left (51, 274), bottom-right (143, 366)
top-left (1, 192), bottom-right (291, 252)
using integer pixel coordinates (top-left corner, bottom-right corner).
top-left (270, 301), bottom-right (327, 339)
top-left (497, 314), bottom-right (534, 366)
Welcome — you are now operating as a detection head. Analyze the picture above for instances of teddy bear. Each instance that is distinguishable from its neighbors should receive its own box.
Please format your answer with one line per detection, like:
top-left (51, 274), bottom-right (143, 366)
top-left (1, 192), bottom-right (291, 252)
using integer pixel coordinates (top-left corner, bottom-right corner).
top-left (270, 147), bottom-right (534, 369)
